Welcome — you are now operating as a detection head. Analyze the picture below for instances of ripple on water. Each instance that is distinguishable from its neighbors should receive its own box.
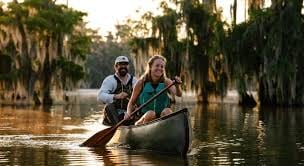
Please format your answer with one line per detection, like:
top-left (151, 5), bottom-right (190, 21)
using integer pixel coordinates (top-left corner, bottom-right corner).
top-left (0, 151), bottom-right (10, 165)
top-left (0, 134), bottom-right (87, 149)
top-left (188, 137), bottom-right (246, 165)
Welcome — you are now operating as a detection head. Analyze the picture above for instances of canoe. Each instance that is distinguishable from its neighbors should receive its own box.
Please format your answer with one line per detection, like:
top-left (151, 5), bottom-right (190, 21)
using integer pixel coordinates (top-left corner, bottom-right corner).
top-left (107, 108), bottom-right (192, 157)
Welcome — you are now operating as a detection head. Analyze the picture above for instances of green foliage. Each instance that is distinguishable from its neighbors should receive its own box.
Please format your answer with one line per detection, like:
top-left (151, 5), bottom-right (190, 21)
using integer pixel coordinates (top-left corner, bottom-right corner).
top-left (84, 39), bottom-right (134, 88)
top-left (69, 34), bottom-right (92, 60)
top-left (54, 57), bottom-right (84, 83)
top-left (129, 37), bottom-right (160, 55)
top-left (22, 0), bottom-right (85, 35)
top-left (0, 15), bottom-right (15, 25)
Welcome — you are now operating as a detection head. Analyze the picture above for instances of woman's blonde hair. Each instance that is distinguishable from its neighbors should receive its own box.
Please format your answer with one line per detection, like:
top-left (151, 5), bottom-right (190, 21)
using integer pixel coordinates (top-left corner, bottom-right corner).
top-left (142, 55), bottom-right (167, 82)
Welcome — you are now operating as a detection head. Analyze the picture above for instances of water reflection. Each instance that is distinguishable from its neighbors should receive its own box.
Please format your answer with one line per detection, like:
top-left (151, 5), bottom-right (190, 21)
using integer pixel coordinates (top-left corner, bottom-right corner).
top-left (190, 104), bottom-right (304, 165)
top-left (0, 104), bottom-right (97, 135)
top-left (0, 101), bottom-right (190, 165)
top-left (90, 147), bottom-right (188, 166)
top-left (1, 95), bottom-right (304, 165)
top-left (258, 107), bottom-right (304, 165)
top-left (0, 103), bottom-right (105, 165)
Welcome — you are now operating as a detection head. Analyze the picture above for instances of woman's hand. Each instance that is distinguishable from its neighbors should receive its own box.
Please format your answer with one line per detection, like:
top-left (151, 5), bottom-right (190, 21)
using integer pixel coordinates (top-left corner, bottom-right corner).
top-left (174, 76), bottom-right (182, 84)
top-left (172, 76), bottom-right (182, 97)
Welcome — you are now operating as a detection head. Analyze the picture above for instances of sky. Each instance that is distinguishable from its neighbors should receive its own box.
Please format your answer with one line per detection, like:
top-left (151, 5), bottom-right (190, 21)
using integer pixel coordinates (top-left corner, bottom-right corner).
top-left (56, 0), bottom-right (161, 36)
top-left (56, 0), bottom-right (244, 36)
top-left (3, 0), bottom-right (253, 36)
top-left (59, 0), bottom-right (251, 36)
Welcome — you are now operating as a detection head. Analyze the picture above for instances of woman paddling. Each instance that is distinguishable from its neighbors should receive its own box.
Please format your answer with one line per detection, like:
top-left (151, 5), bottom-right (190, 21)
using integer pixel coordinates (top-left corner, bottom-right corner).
top-left (124, 55), bottom-right (182, 125)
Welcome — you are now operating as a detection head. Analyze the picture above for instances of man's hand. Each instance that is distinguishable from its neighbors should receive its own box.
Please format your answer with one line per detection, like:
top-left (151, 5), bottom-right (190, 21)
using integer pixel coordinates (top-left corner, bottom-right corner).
top-left (124, 111), bottom-right (131, 120)
top-left (114, 92), bottom-right (128, 100)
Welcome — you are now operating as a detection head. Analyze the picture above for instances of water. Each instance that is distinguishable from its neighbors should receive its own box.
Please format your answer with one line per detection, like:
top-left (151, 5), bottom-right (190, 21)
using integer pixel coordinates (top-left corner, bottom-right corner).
top-left (1, 91), bottom-right (304, 165)
top-left (189, 104), bottom-right (304, 165)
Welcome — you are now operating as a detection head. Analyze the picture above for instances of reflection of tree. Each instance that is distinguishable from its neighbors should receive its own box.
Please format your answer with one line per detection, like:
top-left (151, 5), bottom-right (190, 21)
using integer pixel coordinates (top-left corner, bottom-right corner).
top-left (190, 103), bottom-right (268, 165)
top-left (89, 148), bottom-right (117, 166)
top-left (0, 105), bottom-right (96, 135)
top-left (6, 146), bottom-right (68, 165)
top-left (258, 107), bottom-right (304, 165)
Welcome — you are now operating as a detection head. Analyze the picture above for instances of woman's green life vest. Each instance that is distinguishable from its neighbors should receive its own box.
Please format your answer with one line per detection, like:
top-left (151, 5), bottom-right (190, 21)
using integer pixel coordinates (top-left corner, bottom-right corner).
top-left (138, 82), bottom-right (170, 116)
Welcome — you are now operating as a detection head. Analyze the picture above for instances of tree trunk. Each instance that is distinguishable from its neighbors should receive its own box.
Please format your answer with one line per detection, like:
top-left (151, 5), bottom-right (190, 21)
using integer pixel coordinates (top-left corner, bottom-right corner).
top-left (16, 12), bottom-right (34, 103)
top-left (231, 0), bottom-right (237, 26)
top-left (42, 36), bottom-right (53, 105)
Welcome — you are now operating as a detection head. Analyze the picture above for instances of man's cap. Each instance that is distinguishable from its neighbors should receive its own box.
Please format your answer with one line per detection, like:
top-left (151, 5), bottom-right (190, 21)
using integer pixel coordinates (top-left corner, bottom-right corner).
top-left (115, 56), bottom-right (129, 64)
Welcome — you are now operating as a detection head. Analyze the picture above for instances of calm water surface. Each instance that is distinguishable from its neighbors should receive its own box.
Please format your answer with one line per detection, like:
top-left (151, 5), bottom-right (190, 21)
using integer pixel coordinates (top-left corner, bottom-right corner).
top-left (1, 91), bottom-right (304, 165)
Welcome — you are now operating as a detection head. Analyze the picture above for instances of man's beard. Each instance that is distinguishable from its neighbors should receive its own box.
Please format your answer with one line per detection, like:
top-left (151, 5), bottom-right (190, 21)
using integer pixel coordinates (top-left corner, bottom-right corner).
top-left (118, 67), bottom-right (128, 77)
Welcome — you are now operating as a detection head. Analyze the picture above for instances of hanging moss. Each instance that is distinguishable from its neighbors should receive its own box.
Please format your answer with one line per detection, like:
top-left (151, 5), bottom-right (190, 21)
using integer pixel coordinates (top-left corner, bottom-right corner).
top-left (0, 0), bottom-right (91, 105)
top-left (224, 1), bottom-right (304, 106)
top-left (121, 0), bottom-right (228, 103)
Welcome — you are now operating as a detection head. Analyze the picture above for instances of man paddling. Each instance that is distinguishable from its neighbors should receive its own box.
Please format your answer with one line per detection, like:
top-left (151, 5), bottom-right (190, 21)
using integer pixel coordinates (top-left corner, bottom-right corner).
top-left (97, 56), bottom-right (137, 125)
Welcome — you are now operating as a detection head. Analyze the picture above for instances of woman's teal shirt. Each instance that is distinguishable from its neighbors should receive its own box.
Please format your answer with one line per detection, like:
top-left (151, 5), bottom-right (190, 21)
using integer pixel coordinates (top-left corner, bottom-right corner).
top-left (138, 82), bottom-right (170, 117)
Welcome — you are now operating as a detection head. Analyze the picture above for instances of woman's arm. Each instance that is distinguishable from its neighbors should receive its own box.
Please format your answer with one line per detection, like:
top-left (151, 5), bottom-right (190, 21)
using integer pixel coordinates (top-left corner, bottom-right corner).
top-left (125, 79), bottom-right (144, 119)
top-left (166, 76), bottom-right (182, 97)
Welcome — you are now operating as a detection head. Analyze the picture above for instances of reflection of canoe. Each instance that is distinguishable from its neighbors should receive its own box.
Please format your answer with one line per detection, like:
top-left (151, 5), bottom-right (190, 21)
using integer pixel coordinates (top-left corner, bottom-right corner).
top-left (90, 147), bottom-right (188, 165)
top-left (107, 108), bottom-right (191, 157)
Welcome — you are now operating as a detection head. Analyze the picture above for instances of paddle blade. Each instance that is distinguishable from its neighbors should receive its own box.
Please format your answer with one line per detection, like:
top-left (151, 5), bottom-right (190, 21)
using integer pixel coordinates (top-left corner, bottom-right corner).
top-left (81, 127), bottom-right (117, 147)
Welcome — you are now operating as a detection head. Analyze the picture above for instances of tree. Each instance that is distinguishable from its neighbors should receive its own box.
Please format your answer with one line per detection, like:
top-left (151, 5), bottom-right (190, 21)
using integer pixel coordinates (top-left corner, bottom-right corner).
top-left (0, 0), bottom-right (92, 105)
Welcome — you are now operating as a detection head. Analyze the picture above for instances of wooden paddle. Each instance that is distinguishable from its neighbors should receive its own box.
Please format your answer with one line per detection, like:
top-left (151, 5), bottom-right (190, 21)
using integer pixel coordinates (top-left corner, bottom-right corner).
top-left (81, 80), bottom-right (177, 147)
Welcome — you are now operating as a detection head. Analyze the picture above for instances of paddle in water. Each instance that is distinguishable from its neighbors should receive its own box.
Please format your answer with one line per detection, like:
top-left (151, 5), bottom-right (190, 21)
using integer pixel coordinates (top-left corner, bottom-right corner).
top-left (81, 80), bottom-right (177, 147)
